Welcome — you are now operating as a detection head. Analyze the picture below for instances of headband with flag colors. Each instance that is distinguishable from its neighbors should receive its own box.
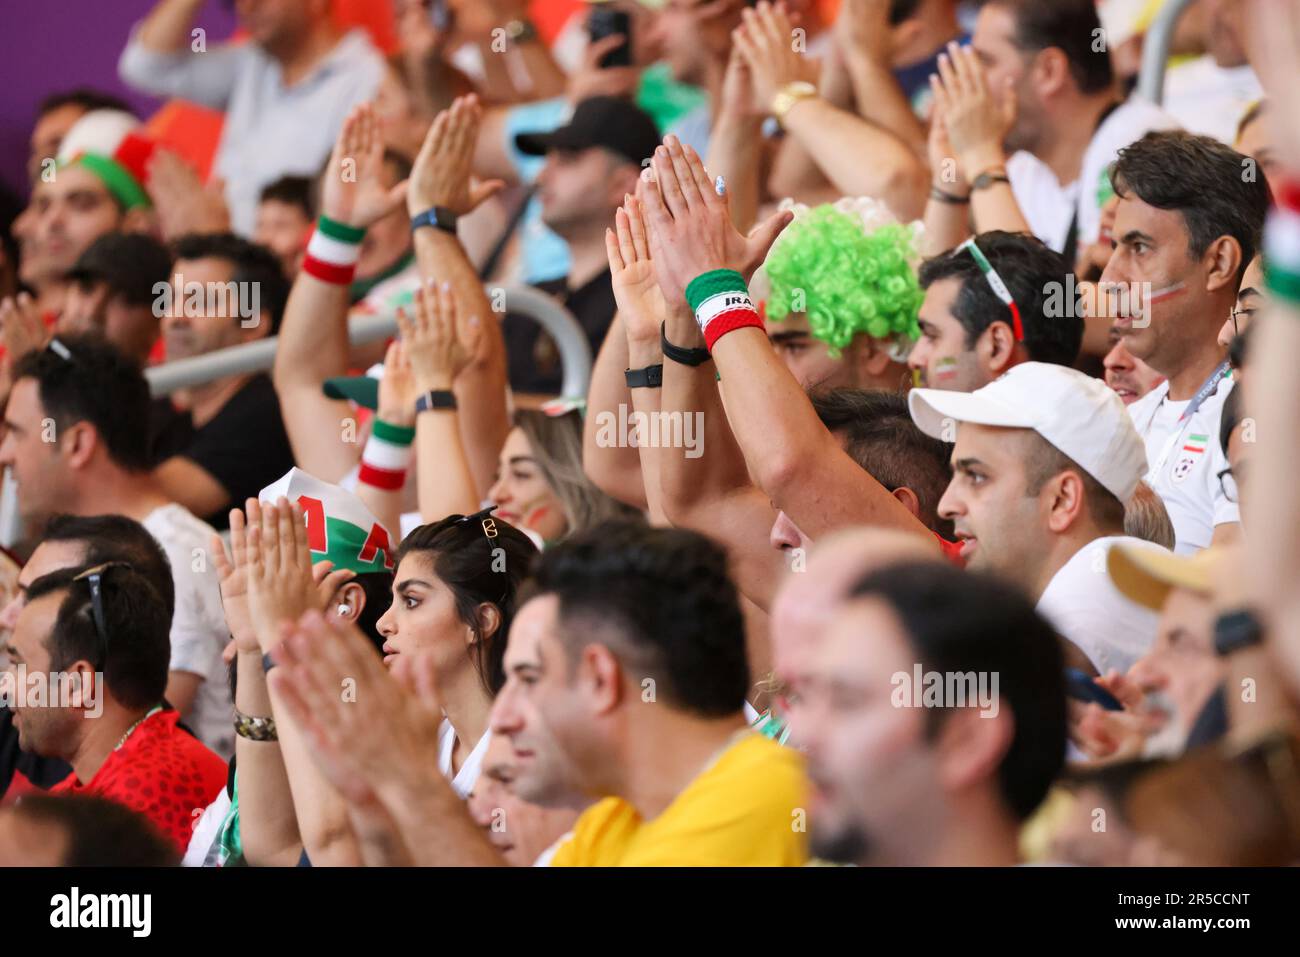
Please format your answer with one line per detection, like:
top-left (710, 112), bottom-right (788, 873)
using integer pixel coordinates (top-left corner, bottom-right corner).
top-left (56, 109), bottom-right (157, 211)
top-left (957, 237), bottom-right (1025, 341)
top-left (259, 468), bottom-right (394, 573)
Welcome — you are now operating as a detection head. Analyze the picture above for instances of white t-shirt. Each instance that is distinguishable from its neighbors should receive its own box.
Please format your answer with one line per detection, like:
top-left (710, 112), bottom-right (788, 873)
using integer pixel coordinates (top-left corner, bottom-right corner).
top-left (1037, 536), bottom-right (1163, 676)
top-left (1127, 377), bottom-right (1239, 555)
top-left (1008, 96), bottom-right (1181, 258)
top-left (1162, 57), bottom-right (1262, 146)
top-left (142, 504), bottom-right (235, 759)
top-left (438, 720), bottom-right (491, 798)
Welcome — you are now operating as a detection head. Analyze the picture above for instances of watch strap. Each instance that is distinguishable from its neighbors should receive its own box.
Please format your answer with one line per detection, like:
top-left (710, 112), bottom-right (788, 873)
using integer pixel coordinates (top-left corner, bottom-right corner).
top-left (625, 364), bottom-right (664, 389)
top-left (411, 206), bottom-right (459, 235)
top-left (415, 390), bottom-right (457, 413)
top-left (970, 169), bottom-right (1011, 192)
top-left (661, 322), bottom-right (712, 366)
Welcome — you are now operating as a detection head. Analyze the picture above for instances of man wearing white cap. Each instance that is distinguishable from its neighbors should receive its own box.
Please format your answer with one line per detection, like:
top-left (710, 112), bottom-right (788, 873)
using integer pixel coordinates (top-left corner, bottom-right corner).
top-left (909, 361), bottom-right (1162, 675)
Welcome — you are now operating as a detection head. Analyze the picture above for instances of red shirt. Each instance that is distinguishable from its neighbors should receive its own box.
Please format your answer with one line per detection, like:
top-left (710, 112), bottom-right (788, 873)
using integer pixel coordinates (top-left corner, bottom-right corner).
top-left (51, 709), bottom-right (226, 854)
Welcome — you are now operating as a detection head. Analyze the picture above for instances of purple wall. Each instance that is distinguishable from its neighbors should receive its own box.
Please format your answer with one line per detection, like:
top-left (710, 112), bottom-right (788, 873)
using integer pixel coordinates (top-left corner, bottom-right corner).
top-left (0, 0), bottom-right (238, 202)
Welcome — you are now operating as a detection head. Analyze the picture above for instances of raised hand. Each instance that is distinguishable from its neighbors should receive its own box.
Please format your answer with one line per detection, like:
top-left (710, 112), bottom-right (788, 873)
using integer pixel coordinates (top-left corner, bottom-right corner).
top-left (268, 611), bottom-right (447, 808)
top-left (211, 509), bottom-right (257, 655)
top-left (931, 42), bottom-right (1015, 181)
top-left (322, 103), bottom-right (410, 230)
top-left (836, 0), bottom-right (893, 65)
top-left (568, 32), bottom-right (640, 103)
top-left (732, 2), bottom-right (815, 114)
top-left (606, 194), bottom-right (669, 344)
top-left (376, 338), bottom-right (418, 428)
top-left (245, 497), bottom-right (321, 653)
top-left (637, 134), bottom-right (792, 309)
top-left (0, 293), bottom-right (50, 367)
top-left (927, 97), bottom-right (968, 194)
top-left (146, 149), bottom-right (231, 241)
top-left (396, 278), bottom-right (481, 393)
top-left (1248, 0), bottom-right (1300, 169)
top-left (408, 95), bottom-right (505, 217)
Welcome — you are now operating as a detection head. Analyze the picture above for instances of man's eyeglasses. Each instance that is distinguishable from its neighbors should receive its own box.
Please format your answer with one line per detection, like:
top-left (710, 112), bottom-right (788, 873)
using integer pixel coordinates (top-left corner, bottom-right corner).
top-left (72, 561), bottom-right (130, 661)
top-left (1218, 466), bottom-right (1240, 504)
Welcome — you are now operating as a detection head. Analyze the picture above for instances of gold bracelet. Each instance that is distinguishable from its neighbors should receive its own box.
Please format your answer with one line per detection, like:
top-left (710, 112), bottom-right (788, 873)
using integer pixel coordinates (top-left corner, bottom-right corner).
top-left (234, 710), bottom-right (278, 742)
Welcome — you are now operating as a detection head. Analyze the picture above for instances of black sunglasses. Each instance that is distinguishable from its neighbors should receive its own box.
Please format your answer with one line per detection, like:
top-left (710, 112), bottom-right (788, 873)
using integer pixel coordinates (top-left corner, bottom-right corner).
top-left (72, 561), bottom-right (131, 661)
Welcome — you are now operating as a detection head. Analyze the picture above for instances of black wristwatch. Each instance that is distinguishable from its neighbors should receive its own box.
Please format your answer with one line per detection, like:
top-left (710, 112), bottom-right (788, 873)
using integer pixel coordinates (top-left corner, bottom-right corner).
top-left (970, 169), bottom-right (1010, 192)
top-left (661, 322), bottom-right (711, 367)
top-left (262, 652), bottom-right (277, 674)
top-left (415, 390), bottom-right (457, 414)
top-left (625, 364), bottom-right (664, 389)
top-left (1213, 608), bottom-right (1264, 657)
top-left (411, 206), bottom-right (458, 235)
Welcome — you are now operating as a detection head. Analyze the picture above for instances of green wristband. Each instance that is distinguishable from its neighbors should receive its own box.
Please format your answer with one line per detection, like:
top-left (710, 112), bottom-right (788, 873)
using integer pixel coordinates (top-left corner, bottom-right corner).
top-left (318, 214), bottom-right (366, 244)
top-left (371, 418), bottom-right (415, 445)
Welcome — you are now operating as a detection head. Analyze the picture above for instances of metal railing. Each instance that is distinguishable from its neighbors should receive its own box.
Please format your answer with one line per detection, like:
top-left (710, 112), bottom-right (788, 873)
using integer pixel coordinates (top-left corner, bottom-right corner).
top-left (144, 283), bottom-right (593, 399)
top-left (1137, 0), bottom-right (1199, 105)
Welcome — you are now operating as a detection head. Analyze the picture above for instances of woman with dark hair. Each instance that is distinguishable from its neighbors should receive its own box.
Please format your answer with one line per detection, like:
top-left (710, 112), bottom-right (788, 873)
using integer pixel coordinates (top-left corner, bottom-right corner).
top-left (379, 508), bottom-right (538, 793)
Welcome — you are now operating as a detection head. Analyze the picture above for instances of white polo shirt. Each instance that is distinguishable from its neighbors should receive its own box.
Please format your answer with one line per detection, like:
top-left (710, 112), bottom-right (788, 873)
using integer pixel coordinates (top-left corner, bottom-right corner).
top-left (1128, 377), bottom-right (1239, 554)
top-left (1037, 536), bottom-right (1163, 676)
top-left (1008, 96), bottom-right (1181, 258)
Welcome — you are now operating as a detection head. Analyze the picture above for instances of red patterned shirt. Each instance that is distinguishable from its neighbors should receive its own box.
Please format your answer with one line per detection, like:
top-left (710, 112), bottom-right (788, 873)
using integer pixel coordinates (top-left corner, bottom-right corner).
top-left (51, 709), bottom-right (227, 853)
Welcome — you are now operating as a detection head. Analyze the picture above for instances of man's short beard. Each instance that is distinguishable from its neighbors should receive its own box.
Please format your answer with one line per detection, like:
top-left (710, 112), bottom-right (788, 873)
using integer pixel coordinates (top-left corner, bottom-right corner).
top-left (809, 819), bottom-right (872, 865)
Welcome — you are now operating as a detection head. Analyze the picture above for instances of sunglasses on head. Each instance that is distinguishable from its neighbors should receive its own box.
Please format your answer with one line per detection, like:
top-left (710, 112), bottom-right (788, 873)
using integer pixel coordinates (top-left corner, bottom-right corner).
top-left (72, 561), bottom-right (131, 662)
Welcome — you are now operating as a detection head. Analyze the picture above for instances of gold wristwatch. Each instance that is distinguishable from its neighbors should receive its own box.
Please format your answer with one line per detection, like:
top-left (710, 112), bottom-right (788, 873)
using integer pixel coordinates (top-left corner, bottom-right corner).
top-left (771, 81), bottom-right (818, 129)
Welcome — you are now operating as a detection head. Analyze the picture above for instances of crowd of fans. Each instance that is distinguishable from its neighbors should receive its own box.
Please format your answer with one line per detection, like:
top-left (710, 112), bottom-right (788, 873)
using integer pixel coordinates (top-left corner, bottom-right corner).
top-left (0, 0), bottom-right (1298, 869)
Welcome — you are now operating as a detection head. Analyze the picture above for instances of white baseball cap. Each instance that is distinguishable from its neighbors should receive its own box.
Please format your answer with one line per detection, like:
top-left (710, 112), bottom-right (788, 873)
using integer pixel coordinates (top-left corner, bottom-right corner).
top-left (908, 362), bottom-right (1148, 504)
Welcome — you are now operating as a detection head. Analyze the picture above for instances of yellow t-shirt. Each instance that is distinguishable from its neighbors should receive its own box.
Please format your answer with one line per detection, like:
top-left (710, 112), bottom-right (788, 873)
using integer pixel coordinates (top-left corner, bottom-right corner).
top-left (549, 731), bottom-right (808, 867)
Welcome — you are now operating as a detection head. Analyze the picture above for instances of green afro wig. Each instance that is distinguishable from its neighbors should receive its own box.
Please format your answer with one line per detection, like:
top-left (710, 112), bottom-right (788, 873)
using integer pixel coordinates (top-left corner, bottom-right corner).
top-left (762, 205), bottom-right (924, 358)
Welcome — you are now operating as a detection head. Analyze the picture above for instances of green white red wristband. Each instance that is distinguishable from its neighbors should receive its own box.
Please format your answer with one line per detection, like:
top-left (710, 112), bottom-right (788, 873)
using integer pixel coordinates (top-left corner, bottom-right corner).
top-left (303, 215), bottom-right (365, 285)
top-left (358, 418), bottom-right (414, 491)
top-left (686, 269), bottom-right (762, 352)
top-left (1265, 179), bottom-right (1300, 306)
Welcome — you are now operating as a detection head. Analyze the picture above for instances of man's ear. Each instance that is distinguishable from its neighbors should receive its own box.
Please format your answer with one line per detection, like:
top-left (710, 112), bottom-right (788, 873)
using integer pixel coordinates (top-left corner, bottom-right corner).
top-left (890, 485), bottom-right (921, 520)
top-left (122, 206), bottom-right (155, 235)
top-left (852, 336), bottom-right (896, 379)
top-left (1032, 47), bottom-right (1072, 99)
top-left (61, 421), bottom-right (99, 470)
top-left (1045, 470), bottom-right (1087, 534)
top-left (935, 704), bottom-right (1014, 796)
top-left (63, 658), bottom-right (99, 712)
top-left (1202, 235), bottom-right (1244, 295)
top-left (580, 643), bottom-right (624, 717)
top-left (979, 321), bottom-right (1018, 376)
top-left (239, 311), bottom-right (274, 343)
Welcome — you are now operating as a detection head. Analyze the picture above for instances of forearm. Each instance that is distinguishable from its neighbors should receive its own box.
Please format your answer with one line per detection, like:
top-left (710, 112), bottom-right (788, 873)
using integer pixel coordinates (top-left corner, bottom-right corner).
top-left (346, 798), bottom-right (416, 866)
top-left (626, 337), bottom-right (669, 525)
top-left (584, 313), bottom-right (650, 509)
top-left (708, 320), bottom-right (928, 540)
top-left (272, 270), bottom-right (362, 481)
top-left (921, 194), bottom-right (972, 256)
top-left (1246, 301), bottom-right (1300, 625)
top-left (782, 99), bottom-right (927, 220)
top-left (267, 681), bottom-right (364, 867)
top-left (707, 118), bottom-right (764, 234)
top-left (959, 146), bottom-right (1033, 236)
top-left (413, 228), bottom-right (510, 495)
top-left (136, 0), bottom-right (204, 52)
top-left (234, 651), bottom-right (304, 867)
top-left (375, 771), bottom-right (505, 866)
top-left (416, 408), bottom-right (481, 522)
top-left (845, 55), bottom-right (927, 157)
